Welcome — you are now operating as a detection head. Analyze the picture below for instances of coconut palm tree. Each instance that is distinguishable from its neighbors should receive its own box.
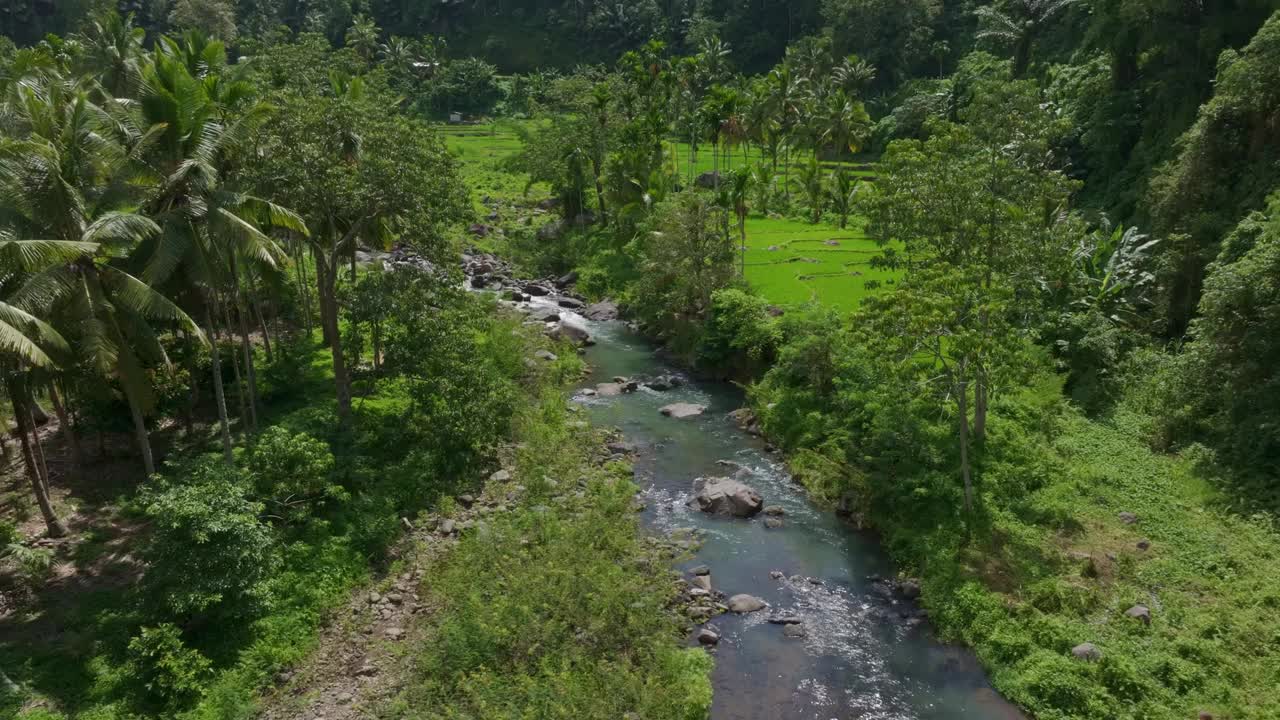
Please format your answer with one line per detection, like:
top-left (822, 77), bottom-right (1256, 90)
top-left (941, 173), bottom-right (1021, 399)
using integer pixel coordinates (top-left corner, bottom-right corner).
top-left (827, 166), bottom-right (861, 229)
top-left (75, 9), bottom-right (146, 98)
top-left (976, 0), bottom-right (1079, 76)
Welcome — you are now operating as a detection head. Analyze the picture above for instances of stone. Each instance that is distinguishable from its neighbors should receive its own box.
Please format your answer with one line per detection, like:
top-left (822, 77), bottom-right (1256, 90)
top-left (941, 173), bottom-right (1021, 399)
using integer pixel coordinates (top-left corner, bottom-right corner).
top-left (769, 570), bottom-right (784, 580)
top-left (536, 219), bottom-right (566, 241)
top-left (555, 271), bottom-right (579, 288)
top-left (695, 171), bottom-right (721, 189)
top-left (690, 564), bottom-right (711, 576)
top-left (1198, 712), bottom-right (1214, 720)
top-left (763, 505), bottom-right (785, 516)
top-left (1071, 642), bottom-right (1102, 662)
top-left (767, 614), bottom-right (803, 625)
top-left (764, 517), bottom-right (784, 529)
top-left (457, 494), bottom-right (475, 508)
top-left (523, 283), bottom-right (552, 296)
top-left (899, 580), bottom-right (922, 600)
top-left (660, 402), bottom-right (707, 419)
top-left (355, 664), bottom-right (377, 677)
top-left (337, 691), bottom-right (354, 704)
top-left (1124, 604), bottom-right (1152, 625)
top-left (607, 441), bottom-right (636, 455)
top-left (782, 623), bottom-right (807, 638)
top-left (490, 469), bottom-right (511, 482)
top-left (1137, 539), bottom-right (1151, 551)
top-left (534, 349), bottom-right (558, 362)
top-left (527, 307), bottom-right (560, 323)
top-left (468, 223), bottom-right (492, 237)
top-left (644, 375), bottom-right (678, 391)
top-left (692, 477), bottom-right (763, 518)
top-left (384, 627), bottom-right (405, 640)
top-left (581, 300), bottom-right (619, 321)
top-left (727, 594), bottom-right (767, 613)
top-left (697, 628), bottom-right (720, 646)
top-left (367, 592), bottom-right (381, 604)
top-left (1118, 511), bottom-right (1139, 524)
top-left (552, 319), bottom-right (592, 345)
top-left (691, 575), bottom-right (713, 592)
top-left (439, 519), bottom-right (456, 535)
top-left (557, 296), bottom-right (585, 309)
top-left (596, 382), bottom-right (625, 397)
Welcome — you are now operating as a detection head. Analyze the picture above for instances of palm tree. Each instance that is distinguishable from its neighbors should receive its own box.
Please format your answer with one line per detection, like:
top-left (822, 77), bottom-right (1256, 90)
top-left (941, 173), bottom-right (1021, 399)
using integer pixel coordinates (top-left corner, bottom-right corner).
top-left (827, 167), bottom-right (860, 229)
top-left (818, 89), bottom-right (872, 162)
top-left (976, 0), bottom-right (1079, 76)
top-left (76, 9), bottom-right (146, 98)
top-left (833, 55), bottom-right (876, 95)
top-left (726, 168), bottom-right (753, 276)
top-left (790, 157), bottom-right (826, 224)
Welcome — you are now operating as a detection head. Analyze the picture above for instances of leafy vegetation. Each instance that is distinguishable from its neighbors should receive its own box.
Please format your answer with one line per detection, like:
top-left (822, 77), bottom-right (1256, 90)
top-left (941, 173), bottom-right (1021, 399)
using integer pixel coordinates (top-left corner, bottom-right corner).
top-left (6, 2), bottom-right (1280, 719)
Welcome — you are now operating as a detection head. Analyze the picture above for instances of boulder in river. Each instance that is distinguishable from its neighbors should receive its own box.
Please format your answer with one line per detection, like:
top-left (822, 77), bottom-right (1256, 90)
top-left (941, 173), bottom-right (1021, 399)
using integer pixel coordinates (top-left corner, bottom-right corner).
top-left (551, 319), bottom-right (592, 345)
top-left (697, 628), bottom-right (720, 645)
top-left (782, 623), bottom-right (807, 638)
top-left (524, 283), bottom-right (552, 297)
top-left (764, 517), bottom-right (784, 529)
top-left (660, 403), bottom-right (706, 419)
top-left (763, 505), bottom-right (785, 516)
top-left (727, 594), bottom-right (767, 613)
top-left (581, 300), bottom-right (619, 321)
top-left (692, 477), bottom-right (763, 517)
top-left (557, 297), bottom-right (585, 309)
top-left (555, 271), bottom-right (579, 288)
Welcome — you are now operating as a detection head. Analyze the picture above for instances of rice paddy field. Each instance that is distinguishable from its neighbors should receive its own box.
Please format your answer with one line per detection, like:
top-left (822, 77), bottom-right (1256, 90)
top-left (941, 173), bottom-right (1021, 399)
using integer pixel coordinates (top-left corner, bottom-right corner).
top-left (438, 121), bottom-right (891, 312)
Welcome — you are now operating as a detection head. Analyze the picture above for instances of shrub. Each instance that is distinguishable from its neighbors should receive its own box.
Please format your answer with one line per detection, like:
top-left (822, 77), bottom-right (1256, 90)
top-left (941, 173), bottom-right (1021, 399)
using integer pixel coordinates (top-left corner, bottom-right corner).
top-left (125, 624), bottom-right (212, 709)
top-left (696, 288), bottom-right (781, 376)
top-left (139, 462), bottom-right (278, 621)
top-left (244, 426), bottom-right (344, 524)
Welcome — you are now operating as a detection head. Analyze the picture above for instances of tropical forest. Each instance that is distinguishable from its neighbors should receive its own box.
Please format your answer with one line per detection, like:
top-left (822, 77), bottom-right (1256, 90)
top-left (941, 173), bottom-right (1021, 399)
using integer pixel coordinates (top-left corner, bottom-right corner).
top-left (1, 1), bottom-right (1279, 719)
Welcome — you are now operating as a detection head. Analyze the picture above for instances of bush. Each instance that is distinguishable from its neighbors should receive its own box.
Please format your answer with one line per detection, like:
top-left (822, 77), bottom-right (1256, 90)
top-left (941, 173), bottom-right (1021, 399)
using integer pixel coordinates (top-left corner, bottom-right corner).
top-left (139, 462), bottom-right (278, 621)
top-left (125, 624), bottom-right (213, 709)
top-left (244, 426), bottom-right (344, 524)
top-left (696, 288), bottom-right (781, 376)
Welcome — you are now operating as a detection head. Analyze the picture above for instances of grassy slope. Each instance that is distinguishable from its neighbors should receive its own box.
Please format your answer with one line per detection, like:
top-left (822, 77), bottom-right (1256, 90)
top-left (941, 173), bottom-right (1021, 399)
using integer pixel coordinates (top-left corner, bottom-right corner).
top-left (443, 122), bottom-right (889, 311)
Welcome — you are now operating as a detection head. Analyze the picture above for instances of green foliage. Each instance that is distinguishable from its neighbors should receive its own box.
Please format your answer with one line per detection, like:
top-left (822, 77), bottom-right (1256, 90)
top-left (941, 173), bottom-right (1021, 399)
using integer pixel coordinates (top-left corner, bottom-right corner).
top-left (398, 398), bottom-right (712, 719)
top-left (244, 426), bottom-right (344, 524)
top-left (696, 288), bottom-right (781, 376)
top-left (628, 191), bottom-right (735, 348)
top-left (423, 57), bottom-right (503, 117)
top-left (1147, 193), bottom-right (1280, 508)
top-left (125, 624), bottom-right (213, 709)
top-left (138, 462), bottom-right (278, 621)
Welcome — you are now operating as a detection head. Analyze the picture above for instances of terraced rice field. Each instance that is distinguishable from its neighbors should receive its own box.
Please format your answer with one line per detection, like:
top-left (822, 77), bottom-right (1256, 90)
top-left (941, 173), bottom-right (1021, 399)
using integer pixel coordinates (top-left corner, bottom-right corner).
top-left (440, 122), bottom-right (893, 311)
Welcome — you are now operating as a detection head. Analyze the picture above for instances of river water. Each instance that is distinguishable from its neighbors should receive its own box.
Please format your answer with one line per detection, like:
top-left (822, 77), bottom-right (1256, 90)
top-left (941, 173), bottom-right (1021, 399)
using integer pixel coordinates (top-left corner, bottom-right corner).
top-left (556, 309), bottom-right (1026, 720)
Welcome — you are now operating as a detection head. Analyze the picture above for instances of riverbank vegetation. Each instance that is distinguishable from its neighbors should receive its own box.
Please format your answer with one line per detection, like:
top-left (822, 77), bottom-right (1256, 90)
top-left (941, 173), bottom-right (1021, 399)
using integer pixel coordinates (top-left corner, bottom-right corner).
top-left (0, 18), bottom-right (708, 720)
top-left (5, 3), bottom-right (1280, 720)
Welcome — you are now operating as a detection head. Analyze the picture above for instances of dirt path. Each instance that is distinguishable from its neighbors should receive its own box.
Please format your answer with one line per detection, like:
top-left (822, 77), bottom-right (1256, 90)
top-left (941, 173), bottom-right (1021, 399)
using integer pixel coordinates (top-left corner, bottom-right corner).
top-left (256, 526), bottom-right (452, 720)
top-left (255, 476), bottom-right (516, 720)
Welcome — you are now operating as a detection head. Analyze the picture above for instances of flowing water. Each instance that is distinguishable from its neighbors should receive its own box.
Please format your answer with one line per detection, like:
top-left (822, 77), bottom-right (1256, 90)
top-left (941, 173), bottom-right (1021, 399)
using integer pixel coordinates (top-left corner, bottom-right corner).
top-left (553, 306), bottom-right (1026, 720)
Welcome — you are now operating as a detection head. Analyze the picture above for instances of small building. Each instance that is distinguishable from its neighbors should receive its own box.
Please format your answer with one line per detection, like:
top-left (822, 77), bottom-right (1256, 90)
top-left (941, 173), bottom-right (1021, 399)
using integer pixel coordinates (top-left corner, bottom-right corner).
top-left (449, 112), bottom-right (463, 124)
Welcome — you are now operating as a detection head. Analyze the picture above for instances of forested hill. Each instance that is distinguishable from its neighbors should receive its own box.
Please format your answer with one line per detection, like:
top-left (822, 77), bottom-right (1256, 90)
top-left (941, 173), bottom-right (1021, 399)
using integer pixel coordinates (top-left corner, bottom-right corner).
top-left (4, 1), bottom-right (1276, 321)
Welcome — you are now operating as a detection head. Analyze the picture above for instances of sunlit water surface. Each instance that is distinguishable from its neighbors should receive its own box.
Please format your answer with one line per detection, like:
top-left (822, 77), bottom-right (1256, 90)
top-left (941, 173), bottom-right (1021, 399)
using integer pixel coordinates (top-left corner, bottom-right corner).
top-left (544, 302), bottom-right (1024, 720)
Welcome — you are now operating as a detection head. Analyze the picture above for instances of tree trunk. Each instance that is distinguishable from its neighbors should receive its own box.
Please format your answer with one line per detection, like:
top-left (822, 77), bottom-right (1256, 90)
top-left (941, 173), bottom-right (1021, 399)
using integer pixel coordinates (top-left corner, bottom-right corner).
top-left (205, 307), bottom-right (234, 464)
top-left (295, 243), bottom-right (314, 340)
top-left (317, 252), bottom-right (352, 424)
top-left (316, 251), bottom-right (332, 347)
top-left (10, 384), bottom-right (66, 538)
top-left (125, 388), bottom-right (155, 478)
top-left (251, 273), bottom-right (274, 363)
top-left (372, 322), bottom-right (382, 374)
top-left (48, 384), bottom-right (83, 479)
top-left (974, 373), bottom-right (988, 443)
top-left (957, 373), bottom-right (974, 516)
top-left (229, 255), bottom-right (260, 433)
top-left (182, 330), bottom-right (198, 436)
top-left (222, 300), bottom-right (250, 434)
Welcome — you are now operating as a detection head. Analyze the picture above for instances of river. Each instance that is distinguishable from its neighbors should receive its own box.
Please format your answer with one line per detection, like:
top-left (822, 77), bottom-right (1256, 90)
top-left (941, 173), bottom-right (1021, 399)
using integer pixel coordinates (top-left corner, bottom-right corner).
top-left (554, 307), bottom-right (1026, 720)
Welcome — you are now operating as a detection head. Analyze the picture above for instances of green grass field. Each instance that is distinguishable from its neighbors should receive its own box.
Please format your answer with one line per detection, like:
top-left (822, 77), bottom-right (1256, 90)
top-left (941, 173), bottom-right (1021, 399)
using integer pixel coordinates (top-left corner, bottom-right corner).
top-left (438, 122), bottom-right (890, 311)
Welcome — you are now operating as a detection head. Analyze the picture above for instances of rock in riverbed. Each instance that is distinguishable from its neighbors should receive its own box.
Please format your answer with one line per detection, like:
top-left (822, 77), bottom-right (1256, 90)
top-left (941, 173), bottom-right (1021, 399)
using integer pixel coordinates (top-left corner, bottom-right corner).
top-left (660, 402), bottom-right (706, 418)
top-left (692, 477), bottom-right (763, 517)
top-left (727, 594), bottom-right (767, 613)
